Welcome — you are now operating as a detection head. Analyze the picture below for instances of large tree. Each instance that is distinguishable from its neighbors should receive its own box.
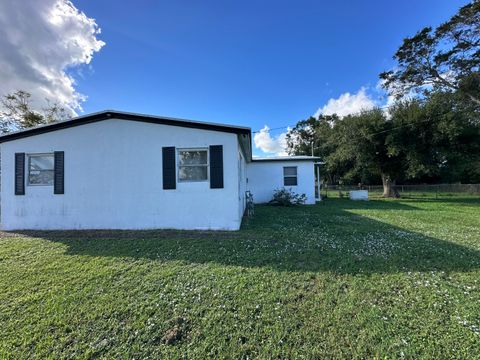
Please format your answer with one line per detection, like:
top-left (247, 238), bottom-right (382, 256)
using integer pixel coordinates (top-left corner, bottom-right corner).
top-left (286, 115), bottom-right (339, 182)
top-left (287, 94), bottom-right (480, 197)
top-left (422, 91), bottom-right (480, 183)
top-left (0, 90), bottom-right (68, 133)
top-left (380, 1), bottom-right (480, 105)
top-left (286, 110), bottom-right (402, 195)
top-left (329, 108), bottom-right (405, 197)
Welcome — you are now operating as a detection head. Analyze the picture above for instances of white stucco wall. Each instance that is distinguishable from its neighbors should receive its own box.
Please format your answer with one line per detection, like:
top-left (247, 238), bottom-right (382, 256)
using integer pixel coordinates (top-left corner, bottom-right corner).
top-left (237, 145), bottom-right (247, 219)
top-left (247, 161), bottom-right (316, 204)
top-left (0, 119), bottom-right (242, 230)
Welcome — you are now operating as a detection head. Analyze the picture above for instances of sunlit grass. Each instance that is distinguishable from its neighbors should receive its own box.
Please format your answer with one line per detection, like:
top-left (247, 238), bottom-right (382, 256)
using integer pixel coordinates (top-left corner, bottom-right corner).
top-left (0, 197), bottom-right (479, 358)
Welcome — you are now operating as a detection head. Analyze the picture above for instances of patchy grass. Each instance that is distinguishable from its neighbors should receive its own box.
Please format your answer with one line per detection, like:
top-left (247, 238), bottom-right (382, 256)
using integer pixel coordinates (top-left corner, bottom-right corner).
top-left (0, 198), bottom-right (479, 358)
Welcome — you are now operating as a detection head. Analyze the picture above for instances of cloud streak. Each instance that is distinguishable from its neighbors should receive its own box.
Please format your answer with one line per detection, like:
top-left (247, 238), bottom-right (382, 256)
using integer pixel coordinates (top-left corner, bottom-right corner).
top-left (0, 0), bottom-right (105, 114)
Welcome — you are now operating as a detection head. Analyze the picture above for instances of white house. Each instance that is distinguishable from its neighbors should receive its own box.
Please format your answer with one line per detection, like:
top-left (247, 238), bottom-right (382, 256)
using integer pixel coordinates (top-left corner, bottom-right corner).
top-left (0, 111), bottom-right (320, 231)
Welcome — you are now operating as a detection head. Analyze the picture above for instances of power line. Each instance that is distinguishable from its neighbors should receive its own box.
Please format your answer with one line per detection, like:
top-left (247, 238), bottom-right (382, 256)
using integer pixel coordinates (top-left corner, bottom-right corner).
top-left (252, 125), bottom-right (291, 134)
top-left (251, 101), bottom-right (421, 134)
top-left (366, 117), bottom-right (433, 137)
top-left (254, 97), bottom-right (479, 142)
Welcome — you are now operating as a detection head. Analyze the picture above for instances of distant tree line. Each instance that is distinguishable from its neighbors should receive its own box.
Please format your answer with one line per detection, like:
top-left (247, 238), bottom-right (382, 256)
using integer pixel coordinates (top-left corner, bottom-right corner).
top-left (287, 1), bottom-right (480, 197)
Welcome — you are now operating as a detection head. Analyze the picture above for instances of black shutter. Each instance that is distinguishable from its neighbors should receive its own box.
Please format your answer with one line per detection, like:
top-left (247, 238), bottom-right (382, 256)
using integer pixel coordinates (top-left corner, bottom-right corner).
top-left (54, 151), bottom-right (64, 194)
top-left (209, 145), bottom-right (224, 189)
top-left (162, 147), bottom-right (176, 189)
top-left (14, 153), bottom-right (25, 195)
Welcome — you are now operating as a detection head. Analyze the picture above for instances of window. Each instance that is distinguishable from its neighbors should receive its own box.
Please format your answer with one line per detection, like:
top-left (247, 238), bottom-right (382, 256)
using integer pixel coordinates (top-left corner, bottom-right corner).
top-left (178, 149), bottom-right (208, 181)
top-left (283, 166), bottom-right (297, 186)
top-left (28, 154), bottom-right (54, 185)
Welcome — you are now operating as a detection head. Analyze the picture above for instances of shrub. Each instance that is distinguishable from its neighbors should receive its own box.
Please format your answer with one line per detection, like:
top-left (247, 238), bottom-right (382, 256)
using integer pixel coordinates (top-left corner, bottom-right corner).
top-left (270, 188), bottom-right (307, 206)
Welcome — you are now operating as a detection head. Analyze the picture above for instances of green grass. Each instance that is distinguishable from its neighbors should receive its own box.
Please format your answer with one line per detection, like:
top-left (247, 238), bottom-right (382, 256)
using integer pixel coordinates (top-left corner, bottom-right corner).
top-left (1, 198), bottom-right (479, 358)
top-left (322, 189), bottom-right (480, 200)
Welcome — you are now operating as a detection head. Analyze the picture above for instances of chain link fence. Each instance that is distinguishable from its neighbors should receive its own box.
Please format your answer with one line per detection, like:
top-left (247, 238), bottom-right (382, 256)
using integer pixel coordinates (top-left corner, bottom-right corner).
top-left (321, 184), bottom-right (480, 199)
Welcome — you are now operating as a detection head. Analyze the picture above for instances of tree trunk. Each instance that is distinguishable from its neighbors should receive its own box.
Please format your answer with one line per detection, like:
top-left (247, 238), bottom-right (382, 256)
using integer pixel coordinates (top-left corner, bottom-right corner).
top-left (381, 174), bottom-right (400, 198)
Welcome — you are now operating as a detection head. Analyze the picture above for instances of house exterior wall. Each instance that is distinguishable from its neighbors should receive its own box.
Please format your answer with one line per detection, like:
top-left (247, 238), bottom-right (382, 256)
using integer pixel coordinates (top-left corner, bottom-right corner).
top-left (237, 144), bottom-right (247, 219)
top-left (0, 119), bottom-right (242, 230)
top-left (246, 161), bottom-right (316, 204)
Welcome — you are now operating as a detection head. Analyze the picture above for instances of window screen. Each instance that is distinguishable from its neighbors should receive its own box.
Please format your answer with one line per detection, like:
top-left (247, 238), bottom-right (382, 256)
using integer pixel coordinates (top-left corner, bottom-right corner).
top-left (28, 154), bottom-right (54, 185)
top-left (283, 166), bottom-right (297, 186)
top-left (178, 149), bottom-right (208, 181)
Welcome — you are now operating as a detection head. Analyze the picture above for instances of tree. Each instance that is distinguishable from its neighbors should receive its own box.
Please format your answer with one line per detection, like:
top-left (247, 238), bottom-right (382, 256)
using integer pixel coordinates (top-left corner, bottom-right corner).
top-left (42, 99), bottom-right (70, 124)
top-left (286, 93), bottom-right (479, 197)
top-left (422, 91), bottom-right (480, 183)
top-left (286, 115), bottom-right (340, 183)
top-left (380, 1), bottom-right (480, 105)
top-left (0, 90), bottom-right (68, 133)
top-left (331, 108), bottom-right (404, 197)
top-left (287, 109), bottom-right (404, 196)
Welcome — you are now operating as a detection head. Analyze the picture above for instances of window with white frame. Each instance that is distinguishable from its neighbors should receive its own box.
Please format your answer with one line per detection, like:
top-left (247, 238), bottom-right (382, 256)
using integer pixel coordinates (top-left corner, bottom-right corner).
top-left (28, 154), bottom-right (54, 185)
top-left (178, 149), bottom-right (208, 181)
top-left (283, 166), bottom-right (297, 186)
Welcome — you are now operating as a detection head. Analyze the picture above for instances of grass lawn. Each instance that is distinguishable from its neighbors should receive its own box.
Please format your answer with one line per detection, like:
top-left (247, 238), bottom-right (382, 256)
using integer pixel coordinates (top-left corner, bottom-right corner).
top-left (1, 198), bottom-right (479, 358)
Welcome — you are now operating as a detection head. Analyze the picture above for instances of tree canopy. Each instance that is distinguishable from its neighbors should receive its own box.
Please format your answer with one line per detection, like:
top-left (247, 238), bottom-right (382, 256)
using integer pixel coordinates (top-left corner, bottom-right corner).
top-left (380, 1), bottom-right (480, 106)
top-left (0, 90), bottom-right (69, 134)
top-left (287, 2), bottom-right (480, 197)
top-left (287, 94), bottom-right (480, 196)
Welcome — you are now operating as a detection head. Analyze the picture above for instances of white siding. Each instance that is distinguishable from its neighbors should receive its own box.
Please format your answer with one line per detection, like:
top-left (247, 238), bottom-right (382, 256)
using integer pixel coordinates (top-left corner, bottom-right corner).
top-left (0, 119), bottom-right (242, 230)
top-left (247, 161), bottom-right (316, 204)
top-left (237, 145), bottom-right (247, 219)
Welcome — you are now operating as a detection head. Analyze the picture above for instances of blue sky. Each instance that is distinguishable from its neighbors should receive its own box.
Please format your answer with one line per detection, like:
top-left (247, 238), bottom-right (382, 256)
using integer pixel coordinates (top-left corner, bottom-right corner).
top-left (0, 0), bottom-right (469, 155)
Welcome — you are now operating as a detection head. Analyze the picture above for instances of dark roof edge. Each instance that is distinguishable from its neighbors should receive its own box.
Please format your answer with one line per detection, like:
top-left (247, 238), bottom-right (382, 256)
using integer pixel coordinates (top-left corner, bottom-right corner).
top-left (0, 110), bottom-right (251, 144)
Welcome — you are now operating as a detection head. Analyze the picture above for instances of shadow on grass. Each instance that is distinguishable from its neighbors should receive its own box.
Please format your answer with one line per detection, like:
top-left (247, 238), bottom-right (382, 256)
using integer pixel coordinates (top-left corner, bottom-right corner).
top-left (5, 199), bottom-right (480, 275)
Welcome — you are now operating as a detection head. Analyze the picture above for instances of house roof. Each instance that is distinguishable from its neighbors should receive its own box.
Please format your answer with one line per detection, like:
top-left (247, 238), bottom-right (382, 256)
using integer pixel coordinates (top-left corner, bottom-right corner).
top-left (0, 110), bottom-right (252, 144)
top-left (252, 156), bottom-right (321, 162)
top-left (0, 111), bottom-right (323, 163)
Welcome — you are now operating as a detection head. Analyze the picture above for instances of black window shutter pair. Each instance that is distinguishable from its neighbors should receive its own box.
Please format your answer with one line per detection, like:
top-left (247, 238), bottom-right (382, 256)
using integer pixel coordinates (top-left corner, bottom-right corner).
top-left (14, 152), bottom-right (64, 195)
top-left (162, 145), bottom-right (224, 189)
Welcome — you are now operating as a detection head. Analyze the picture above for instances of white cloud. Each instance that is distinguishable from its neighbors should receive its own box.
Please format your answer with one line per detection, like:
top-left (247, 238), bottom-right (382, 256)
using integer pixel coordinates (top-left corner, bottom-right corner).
top-left (314, 87), bottom-right (376, 118)
top-left (254, 126), bottom-right (289, 156)
top-left (0, 0), bottom-right (105, 115)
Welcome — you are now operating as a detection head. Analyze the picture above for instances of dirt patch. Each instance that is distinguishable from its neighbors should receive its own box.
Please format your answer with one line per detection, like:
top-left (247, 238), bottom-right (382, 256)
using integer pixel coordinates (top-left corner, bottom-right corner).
top-left (161, 317), bottom-right (190, 345)
top-left (162, 327), bottom-right (183, 345)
